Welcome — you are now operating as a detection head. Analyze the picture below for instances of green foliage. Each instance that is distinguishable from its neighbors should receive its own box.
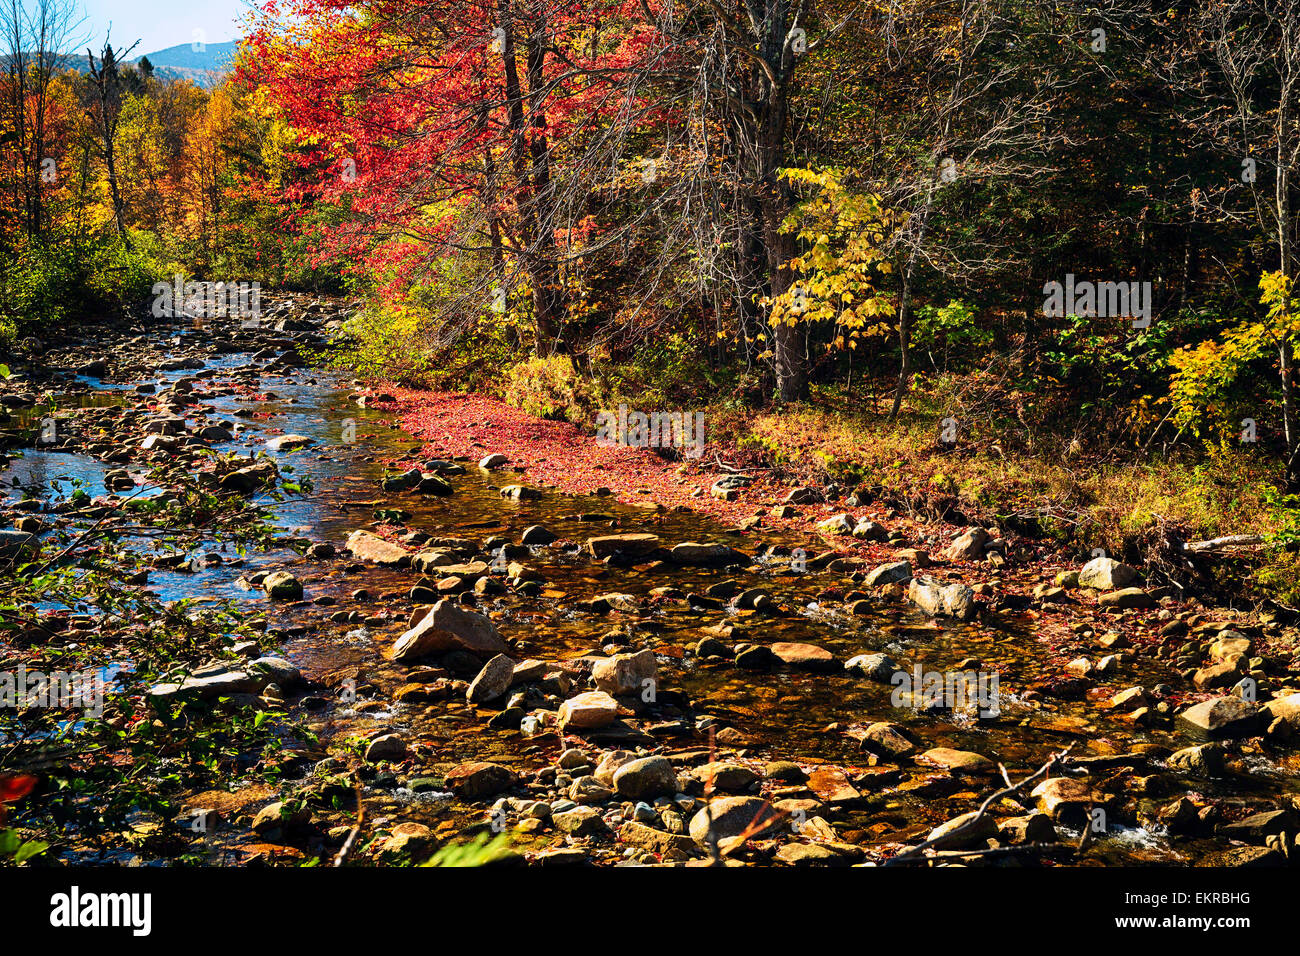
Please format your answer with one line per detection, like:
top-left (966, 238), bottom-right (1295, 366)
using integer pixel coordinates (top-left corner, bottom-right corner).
top-left (420, 831), bottom-right (515, 867)
top-left (0, 234), bottom-right (163, 336)
top-left (0, 828), bottom-right (49, 864)
top-left (502, 354), bottom-right (590, 423)
top-left (913, 300), bottom-right (991, 371)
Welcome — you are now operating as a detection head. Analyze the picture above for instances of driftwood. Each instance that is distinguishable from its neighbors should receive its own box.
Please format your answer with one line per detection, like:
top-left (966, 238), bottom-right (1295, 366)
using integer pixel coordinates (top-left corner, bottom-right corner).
top-left (1182, 534), bottom-right (1272, 553)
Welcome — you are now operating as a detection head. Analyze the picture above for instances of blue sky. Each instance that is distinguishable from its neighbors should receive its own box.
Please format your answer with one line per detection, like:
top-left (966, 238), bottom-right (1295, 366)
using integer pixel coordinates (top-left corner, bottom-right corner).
top-left (76, 0), bottom-right (251, 56)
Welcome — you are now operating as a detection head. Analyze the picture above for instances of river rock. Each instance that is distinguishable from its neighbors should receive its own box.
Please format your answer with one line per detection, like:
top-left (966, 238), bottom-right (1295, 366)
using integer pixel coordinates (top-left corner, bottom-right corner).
top-left (1167, 743), bottom-right (1225, 776)
top-left (262, 570), bottom-right (303, 600)
top-left (908, 577), bottom-right (977, 620)
top-left (612, 756), bottom-right (678, 800)
top-left (1177, 696), bottom-right (1262, 739)
top-left (925, 810), bottom-right (998, 849)
top-left (0, 529), bottom-right (36, 560)
top-left (1193, 658), bottom-right (1244, 690)
top-left (845, 652), bottom-right (903, 682)
top-left (587, 533), bottom-right (661, 559)
top-left (479, 453), bottom-right (508, 469)
top-left (500, 484), bottom-right (540, 500)
top-left (591, 648), bottom-right (657, 696)
top-left (917, 747), bottom-right (995, 775)
top-left (1031, 777), bottom-right (1104, 823)
top-left (1263, 692), bottom-right (1300, 733)
top-left (417, 473), bottom-right (454, 495)
top-left (364, 733), bottom-right (407, 763)
top-left (668, 541), bottom-right (747, 565)
top-left (553, 806), bottom-right (609, 836)
top-left (345, 530), bottom-right (411, 566)
top-left (860, 721), bottom-right (919, 758)
top-left (687, 796), bottom-right (782, 845)
top-left (852, 520), bottom-right (889, 541)
top-left (710, 475), bottom-right (751, 501)
top-left (695, 761), bottom-right (758, 792)
top-left (249, 656), bottom-right (301, 687)
top-left (521, 525), bottom-right (556, 545)
top-left (945, 527), bottom-right (989, 561)
top-left (619, 821), bottom-right (696, 857)
top-left (466, 653), bottom-right (517, 703)
top-left (769, 642), bottom-right (836, 670)
top-left (1078, 557), bottom-right (1137, 590)
top-left (816, 514), bottom-right (854, 535)
top-left (1098, 587), bottom-right (1155, 609)
top-left (445, 761), bottom-right (517, 797)
top-left (558, 691), bottom-right (619, 729)
top-left (266, 434), bottom-right (314, 452)
top-left (390, 600), bottom-right (507, 662)
top-left (862, 561), bottom-right (912, 587)
top-left (998, 812), bottom-right (1058, 845)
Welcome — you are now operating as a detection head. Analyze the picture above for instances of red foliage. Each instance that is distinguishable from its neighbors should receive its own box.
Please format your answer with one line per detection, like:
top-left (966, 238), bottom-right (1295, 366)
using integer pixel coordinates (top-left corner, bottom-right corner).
top-left (244, 0), bottom-right (667, 279)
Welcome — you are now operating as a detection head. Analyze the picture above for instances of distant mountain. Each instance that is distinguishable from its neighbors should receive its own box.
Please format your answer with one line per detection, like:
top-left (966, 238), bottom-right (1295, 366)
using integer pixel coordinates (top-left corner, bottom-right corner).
top-left (1, 39), bottom-right (239, 89)
top-left (131, 40), bottom-right (240, 88)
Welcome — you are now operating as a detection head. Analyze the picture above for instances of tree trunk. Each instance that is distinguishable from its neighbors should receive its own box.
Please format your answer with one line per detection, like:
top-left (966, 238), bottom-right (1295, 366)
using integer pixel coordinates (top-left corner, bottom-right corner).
top-left (497, 0), bottom-right (560, 354)
top-left (888, 265), bottom-right (915, 421)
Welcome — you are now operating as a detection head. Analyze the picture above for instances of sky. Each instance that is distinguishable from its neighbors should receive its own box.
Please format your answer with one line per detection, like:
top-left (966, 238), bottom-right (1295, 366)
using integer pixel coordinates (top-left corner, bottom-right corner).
top-left (74, 0), bottom-right (253, 57)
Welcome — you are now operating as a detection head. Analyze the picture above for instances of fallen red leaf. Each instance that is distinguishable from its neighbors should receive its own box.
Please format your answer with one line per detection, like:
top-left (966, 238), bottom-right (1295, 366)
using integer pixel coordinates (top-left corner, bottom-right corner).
top-left (0, 774), bottom-right (38, 803)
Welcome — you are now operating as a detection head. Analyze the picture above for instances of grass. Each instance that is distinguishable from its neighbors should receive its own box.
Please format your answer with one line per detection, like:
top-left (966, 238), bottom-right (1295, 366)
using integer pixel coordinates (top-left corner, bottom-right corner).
top-left (711, 381), bottom-right (1300, 603)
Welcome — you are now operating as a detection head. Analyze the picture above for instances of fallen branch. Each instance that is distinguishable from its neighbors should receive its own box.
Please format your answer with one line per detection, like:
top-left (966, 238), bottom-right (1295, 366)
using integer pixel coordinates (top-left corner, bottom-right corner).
top-left (883, 744), bottom-right (1072, 866)
top-left (1182, 534), bottom-right (1271, 553)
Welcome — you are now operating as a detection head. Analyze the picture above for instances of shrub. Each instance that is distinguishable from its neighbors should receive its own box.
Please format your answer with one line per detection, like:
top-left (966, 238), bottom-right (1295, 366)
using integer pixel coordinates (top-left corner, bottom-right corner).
top-left (502, 354), bottom-right (590, 423)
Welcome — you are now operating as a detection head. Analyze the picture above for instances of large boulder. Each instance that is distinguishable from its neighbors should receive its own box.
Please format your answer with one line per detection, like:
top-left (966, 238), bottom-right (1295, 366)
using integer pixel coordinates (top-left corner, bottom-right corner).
top-left (945, 528), bottom-right (989, 561)
top-left (1078, 556), bottom-right (1137, 590)
top-left (390, 600), bottom-right (507, 662)
top-left (908, 577), bottom-right (977, 620)
top-left (1176, 696), bottom-right (1263, 739)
